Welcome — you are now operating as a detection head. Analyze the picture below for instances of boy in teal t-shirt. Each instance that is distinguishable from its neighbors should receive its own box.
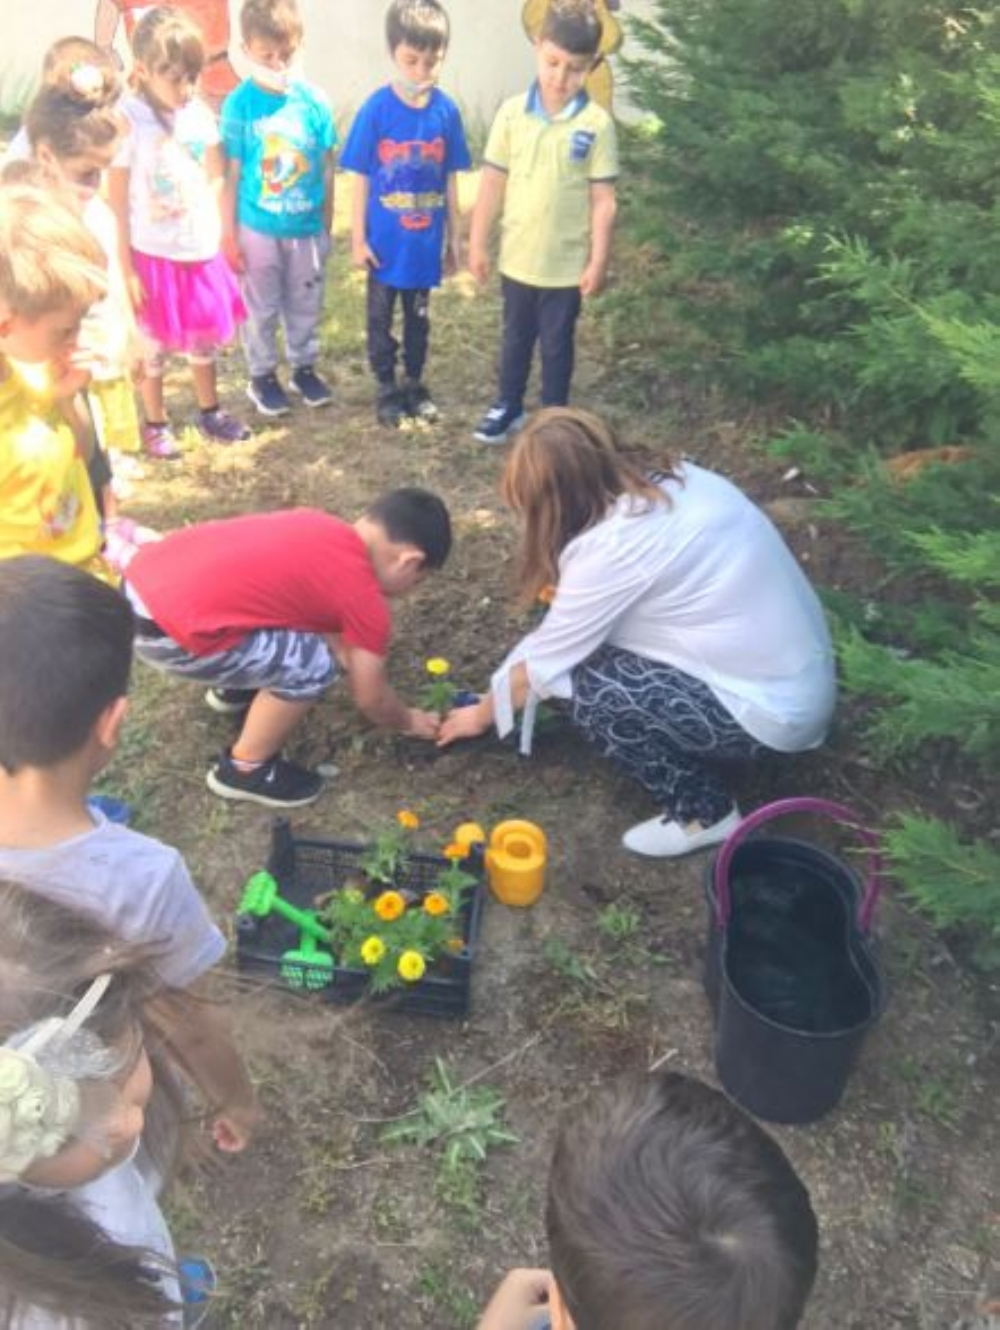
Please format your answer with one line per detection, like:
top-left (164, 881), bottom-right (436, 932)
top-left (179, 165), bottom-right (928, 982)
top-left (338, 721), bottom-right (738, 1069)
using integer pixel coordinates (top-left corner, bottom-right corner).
top-left (469, 1), bottom-right (618, 444)
top-left (222, 0), bottom-right (337, 417)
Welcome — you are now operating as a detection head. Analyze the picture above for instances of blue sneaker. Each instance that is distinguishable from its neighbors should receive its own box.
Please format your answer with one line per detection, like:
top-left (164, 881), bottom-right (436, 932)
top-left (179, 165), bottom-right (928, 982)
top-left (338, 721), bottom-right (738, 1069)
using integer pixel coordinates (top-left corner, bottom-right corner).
top-left (289, 365), bottom-right (334, 408)
top-left (178, 1255), bottom-right (216, 1329)
top-left (474, 401), bottom-right (525, 444)
top-left (246, 373), bottom-right (291, 418)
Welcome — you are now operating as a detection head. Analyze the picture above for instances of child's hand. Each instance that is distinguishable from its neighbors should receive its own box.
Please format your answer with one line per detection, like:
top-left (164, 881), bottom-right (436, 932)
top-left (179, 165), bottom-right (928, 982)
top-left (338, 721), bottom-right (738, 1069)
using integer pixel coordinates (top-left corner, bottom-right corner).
top-left (222, 232), bottom-right (245, 274)
top-left (124, 267), bottom-right (146, 313)
top-left (403, 707), bottom-right (441, 740)
top-left (476, 1269), bottom-right (552, 1330)
top-left (352, 238), bottom-right (380, 269)
top-left (579, 260), bottom-right (608, 297)
top-left (469, 247), bottom-right (490, 287)
top-left (437, 699), bottom-right (491, 746)
top-left (211, 1098), bottom-right (259, 1153)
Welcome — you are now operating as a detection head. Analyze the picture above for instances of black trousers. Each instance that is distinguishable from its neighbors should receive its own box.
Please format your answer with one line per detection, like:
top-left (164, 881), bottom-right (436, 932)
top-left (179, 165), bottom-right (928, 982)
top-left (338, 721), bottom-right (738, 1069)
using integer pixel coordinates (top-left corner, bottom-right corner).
top-left (366, 273), bottom-right (431, 385)
top-left (499, 275), bottom-right (582, 412)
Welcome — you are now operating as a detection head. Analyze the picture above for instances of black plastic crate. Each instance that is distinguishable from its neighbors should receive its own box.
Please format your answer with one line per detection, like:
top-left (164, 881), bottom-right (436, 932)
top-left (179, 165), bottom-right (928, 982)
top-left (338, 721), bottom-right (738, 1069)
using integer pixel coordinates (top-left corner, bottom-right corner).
top-left (235, 819), bottom-right (484, 1018)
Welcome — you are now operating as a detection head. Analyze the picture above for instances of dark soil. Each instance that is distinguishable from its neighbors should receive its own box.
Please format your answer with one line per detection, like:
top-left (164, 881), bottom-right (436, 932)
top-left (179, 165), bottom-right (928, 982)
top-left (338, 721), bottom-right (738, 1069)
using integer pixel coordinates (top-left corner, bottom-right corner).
top-left (105, 193), bottom-right (999, 1330)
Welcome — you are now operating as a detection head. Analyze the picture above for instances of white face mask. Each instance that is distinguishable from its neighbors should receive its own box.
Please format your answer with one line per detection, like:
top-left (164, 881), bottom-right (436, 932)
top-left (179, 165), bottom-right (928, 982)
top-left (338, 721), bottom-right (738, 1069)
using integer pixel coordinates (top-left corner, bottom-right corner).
top-left (396, 77), bottom-right (434, 101)
top-left (246, 58), bottom-right (293, 93)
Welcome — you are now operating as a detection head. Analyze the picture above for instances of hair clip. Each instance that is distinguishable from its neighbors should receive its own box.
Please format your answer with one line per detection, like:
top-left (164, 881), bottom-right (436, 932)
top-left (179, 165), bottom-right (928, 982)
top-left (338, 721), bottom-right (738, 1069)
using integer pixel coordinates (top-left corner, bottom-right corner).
top-left (69, 63), bottom-right (105, 101)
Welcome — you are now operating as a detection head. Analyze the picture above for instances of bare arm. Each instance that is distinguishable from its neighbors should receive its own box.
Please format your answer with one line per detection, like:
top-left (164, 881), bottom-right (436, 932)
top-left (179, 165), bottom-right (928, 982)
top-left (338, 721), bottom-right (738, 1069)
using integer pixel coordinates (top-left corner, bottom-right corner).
top-left (343, 645), bottom-right (440, 739)
top-left (468, 164), bottom-right (507, 286)
top-left (107, 165), bottom-right (144, 311)
top-left (579, 180), bottom-right (617, 296)
top-left (477, 1270), bottom-right (554, 1330)
top-left (444, 172), bottom-right (462, 276)
top-left (146, 979), bottom-right (258, 1153)
top-left (349, 173), bottom-right (378, 268)
top-left (221, 155), bottom-right (244, 272)
top-left (94, 0), bottom-right (121, 48)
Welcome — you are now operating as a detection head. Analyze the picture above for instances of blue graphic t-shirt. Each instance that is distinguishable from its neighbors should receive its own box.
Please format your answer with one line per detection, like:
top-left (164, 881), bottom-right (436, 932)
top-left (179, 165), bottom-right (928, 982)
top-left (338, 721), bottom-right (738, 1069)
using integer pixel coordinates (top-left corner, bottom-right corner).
top-left (221, 78), bottom-right (337, 238)
top-left (340, 84), bottom-right (471, 289)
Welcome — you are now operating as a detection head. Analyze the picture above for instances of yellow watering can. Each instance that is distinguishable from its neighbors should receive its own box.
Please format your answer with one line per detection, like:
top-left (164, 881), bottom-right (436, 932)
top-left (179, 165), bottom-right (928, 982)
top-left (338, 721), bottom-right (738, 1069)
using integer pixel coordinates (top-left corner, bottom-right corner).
top-left (485, 820), bottom-right (548, 907)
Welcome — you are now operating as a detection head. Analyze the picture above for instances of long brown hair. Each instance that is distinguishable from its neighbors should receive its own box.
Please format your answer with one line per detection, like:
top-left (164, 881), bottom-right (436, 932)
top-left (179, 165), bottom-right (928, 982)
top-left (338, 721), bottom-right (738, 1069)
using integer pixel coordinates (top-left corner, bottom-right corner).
top-left (0, 880), bottom-right (185, 1328)
top-left (24, 47), bottom-right (123, 162)
top-left (501, 407), bottom-right (674, 606)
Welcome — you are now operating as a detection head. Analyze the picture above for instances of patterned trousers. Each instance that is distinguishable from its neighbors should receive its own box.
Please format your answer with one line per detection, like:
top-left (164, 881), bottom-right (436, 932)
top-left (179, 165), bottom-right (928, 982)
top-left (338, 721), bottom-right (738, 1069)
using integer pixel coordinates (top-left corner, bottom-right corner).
top-left (570, 644), bottom-right (765, 824)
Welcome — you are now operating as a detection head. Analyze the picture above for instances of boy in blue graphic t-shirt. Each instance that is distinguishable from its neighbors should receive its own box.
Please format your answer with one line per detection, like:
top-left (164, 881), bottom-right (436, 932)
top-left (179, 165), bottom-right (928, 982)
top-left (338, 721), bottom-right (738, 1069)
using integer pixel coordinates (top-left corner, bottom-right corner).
top-left (340, 0), bottom-right (470, 428)
top-left (222, 0), bottom-right (337, 417)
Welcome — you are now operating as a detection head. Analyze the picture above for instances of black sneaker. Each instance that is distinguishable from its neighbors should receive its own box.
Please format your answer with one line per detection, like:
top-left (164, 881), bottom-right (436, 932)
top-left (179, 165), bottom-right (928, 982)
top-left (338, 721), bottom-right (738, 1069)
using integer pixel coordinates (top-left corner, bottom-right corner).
top-left (289, 365), bottom-right (333, 408)
top-left (247, 373), bottom-right (292, 417)
top-left (206, 750), bottom-right (324, 808)
top-left (473, 401), bottom-right (525, 444)
top-left (376, 384), bottom-right (410, 428)
top-left (204, 686), bottom-right (258, 715)
top-left (404, 380), bottom-right (439, 423)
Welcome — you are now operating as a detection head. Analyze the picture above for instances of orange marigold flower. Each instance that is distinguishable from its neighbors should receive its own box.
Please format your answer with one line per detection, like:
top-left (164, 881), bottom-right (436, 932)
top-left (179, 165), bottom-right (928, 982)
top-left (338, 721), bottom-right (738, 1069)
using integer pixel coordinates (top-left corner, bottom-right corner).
top-left (374, 890), bottom-right (406, 921)
top-left (538, 584), bottom-right (557, 605)
top-left (396, 809), bottom-right (420, 830)
top-left (442, 842), bottom-right (469, 862)
top-left (423, 891), bottom-right (450, 916)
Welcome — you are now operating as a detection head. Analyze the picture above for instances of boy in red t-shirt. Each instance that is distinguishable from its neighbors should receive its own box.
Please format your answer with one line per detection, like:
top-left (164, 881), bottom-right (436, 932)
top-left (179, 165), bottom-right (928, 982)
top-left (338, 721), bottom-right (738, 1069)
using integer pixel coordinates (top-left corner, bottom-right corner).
top-left (126, 488), bottom-right (451, 807)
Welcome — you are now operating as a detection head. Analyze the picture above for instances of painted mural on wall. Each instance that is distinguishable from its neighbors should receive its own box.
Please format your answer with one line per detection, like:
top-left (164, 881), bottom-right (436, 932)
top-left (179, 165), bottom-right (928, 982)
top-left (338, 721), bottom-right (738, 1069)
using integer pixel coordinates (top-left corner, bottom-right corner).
top-left (521, 0), bottom-right (624, 111)
top-left (93, 0), bottom-right (238, 106)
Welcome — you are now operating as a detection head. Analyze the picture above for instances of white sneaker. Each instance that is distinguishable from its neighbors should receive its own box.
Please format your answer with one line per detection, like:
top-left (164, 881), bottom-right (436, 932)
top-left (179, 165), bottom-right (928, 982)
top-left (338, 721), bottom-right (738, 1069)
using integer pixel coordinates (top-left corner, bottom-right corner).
top-left (622, 806), bottom-right (741, 858)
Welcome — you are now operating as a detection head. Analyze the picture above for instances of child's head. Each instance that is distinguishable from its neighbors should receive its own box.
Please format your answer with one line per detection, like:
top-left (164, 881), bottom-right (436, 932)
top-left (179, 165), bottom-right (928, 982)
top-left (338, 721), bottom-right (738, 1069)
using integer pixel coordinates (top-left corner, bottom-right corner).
top-left (131, 6), bottom-right (206, 113)
top-left (546, 1071), bottom-right (819, 1330)
top-left (385, 0), bottom-right (450, 97)
top-left (535, 0), bottom-right (601, 113)
top-left (240, 0), bottom-right (304, 89)
top-left (0, 556), bottom-right (134, 777)
top-left (0, 182), bottom-right (107, 368)
top-left (0, 877), bottom-right (180, 1326)
top-left (38, 36), bottom-right (114, 88)
top-left (358, 487), bottom-right (452, 595)
top-left (25, 56), bottom-right (125, 203)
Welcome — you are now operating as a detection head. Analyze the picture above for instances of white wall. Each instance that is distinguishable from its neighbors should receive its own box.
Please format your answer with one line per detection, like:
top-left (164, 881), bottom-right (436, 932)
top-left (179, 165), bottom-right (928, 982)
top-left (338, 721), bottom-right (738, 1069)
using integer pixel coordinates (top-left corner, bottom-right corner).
top-left (0, 0), bottom-right (657, 128)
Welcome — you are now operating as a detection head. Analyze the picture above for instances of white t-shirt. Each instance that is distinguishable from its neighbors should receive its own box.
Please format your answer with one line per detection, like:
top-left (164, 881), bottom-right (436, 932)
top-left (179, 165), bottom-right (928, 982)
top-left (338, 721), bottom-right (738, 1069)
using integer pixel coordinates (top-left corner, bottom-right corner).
top-left (0, 810), bottom-right (225, 989)
top-left (493, 463), bottom-right (836, 753)
top-left (12, 1149), bottom-right (181, 1328)
top-left (114, 93), bottom-right (221, 261)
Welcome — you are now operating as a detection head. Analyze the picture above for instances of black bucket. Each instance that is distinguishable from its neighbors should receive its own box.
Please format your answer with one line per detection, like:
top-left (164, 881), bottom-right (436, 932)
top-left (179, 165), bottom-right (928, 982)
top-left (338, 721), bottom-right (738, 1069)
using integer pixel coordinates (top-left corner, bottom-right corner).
top-left (703, 797), bottom-right (886, 1125)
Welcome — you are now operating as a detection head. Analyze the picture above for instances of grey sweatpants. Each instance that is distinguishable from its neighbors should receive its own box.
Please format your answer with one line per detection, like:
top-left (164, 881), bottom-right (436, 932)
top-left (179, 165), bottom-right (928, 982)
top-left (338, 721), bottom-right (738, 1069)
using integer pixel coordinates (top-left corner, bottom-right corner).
top-left (239, 225), bottom-right (330, 377)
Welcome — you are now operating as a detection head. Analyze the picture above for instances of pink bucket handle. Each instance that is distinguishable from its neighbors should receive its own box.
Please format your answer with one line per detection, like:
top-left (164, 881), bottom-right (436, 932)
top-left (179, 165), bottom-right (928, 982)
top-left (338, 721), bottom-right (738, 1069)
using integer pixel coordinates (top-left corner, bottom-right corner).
top-left (712, 797), bottom-right (883, 934)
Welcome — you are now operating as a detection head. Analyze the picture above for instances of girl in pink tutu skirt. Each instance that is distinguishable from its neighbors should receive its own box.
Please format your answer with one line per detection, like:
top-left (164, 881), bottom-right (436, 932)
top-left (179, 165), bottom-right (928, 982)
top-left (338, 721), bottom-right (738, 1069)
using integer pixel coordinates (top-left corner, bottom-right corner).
top-left (109, 6), bottom-right (250, 459)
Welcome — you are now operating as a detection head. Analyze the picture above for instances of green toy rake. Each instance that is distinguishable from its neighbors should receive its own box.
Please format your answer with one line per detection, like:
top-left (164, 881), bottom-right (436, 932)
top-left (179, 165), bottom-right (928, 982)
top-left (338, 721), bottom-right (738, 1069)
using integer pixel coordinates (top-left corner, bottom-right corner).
top-left (239, 871), bottom-right (334, 991)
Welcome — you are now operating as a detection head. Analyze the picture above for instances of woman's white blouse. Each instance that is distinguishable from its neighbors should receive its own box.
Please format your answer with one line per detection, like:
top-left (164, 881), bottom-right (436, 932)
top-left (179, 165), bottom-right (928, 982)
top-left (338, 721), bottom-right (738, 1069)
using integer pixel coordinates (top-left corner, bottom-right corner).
top-left (492, 463), bottom-right (836, 753)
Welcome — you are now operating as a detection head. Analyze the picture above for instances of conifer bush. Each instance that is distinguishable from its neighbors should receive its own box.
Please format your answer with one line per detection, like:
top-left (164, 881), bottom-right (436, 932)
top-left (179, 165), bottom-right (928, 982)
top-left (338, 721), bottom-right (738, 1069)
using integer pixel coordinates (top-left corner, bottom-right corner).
top-left (623, 0), bottom-right (1000, 960)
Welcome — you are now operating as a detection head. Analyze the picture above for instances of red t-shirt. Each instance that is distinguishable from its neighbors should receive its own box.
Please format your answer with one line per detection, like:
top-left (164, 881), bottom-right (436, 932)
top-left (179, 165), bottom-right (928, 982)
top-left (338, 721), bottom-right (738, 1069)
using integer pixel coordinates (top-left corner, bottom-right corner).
top-left (128, 509), bottom-right (391, 658)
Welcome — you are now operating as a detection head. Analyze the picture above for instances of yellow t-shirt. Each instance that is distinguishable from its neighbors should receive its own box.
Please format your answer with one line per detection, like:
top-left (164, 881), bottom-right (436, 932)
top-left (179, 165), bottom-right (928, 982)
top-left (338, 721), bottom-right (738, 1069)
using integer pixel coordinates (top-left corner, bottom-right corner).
top-left (0, 367), bottom-right (111, 582)
top-left (485, 89), bottom-right (619, 288)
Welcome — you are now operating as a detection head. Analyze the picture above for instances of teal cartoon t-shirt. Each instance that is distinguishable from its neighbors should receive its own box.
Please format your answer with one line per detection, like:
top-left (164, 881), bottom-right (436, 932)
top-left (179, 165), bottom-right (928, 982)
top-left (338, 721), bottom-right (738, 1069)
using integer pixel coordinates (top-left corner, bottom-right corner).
top-left (222, 79), bottom-right (337, 238)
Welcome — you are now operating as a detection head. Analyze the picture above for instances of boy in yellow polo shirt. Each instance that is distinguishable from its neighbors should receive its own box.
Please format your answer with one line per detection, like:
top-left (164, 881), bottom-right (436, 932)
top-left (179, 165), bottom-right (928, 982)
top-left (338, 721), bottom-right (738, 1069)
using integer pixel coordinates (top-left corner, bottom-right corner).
top-left (469, 0), bottom-right (618, 444)
top-left (0, 182), bottom-right (113, 583)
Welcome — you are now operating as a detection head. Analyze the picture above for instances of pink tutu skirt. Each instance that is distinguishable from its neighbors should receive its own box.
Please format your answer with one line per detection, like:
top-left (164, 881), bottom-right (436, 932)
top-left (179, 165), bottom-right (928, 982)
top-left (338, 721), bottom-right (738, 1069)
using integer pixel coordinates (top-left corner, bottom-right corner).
top-left (132, 250), bottom-right (246, 353)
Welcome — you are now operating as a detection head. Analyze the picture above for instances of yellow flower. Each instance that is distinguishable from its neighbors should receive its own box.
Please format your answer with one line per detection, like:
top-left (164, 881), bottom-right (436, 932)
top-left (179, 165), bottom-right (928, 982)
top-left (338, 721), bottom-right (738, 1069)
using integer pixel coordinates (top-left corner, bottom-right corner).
top-left (423, 891), bottom-right (450, 917)
top-left (443, 842), bottom-right (469, 862)
top-left (453, 821), bottom-right (486, 849)
top-left (360, 936), bottom-right (386, 966)
top-left (374, 890), bottom-right (406, 921)
top-left (425, 657), bottom-right (450, 677)
top-left (396, 809), bottom-right (420, 830)
top-left (397, 950), bottom-right (426, 982)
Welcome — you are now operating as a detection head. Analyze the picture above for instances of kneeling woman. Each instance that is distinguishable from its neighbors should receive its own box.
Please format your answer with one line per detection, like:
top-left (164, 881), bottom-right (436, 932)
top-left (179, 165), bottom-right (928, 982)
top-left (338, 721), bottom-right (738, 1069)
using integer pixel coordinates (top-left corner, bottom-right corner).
top-left (438, 409), bottom-right (835, 857)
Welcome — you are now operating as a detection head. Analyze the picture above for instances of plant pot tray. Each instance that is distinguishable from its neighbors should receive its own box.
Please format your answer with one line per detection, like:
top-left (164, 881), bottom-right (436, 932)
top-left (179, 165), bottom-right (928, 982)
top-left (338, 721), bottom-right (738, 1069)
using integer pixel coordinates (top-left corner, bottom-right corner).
top-left (235, 818), bottom-right (484, 1018)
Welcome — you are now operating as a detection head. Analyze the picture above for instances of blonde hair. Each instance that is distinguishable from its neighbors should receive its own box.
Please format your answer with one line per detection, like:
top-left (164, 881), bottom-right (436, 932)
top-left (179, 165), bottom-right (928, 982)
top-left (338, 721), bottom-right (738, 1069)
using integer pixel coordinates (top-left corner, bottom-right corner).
top-left (501, 407), bottom-right (674, 605)
top-left (0, 182), bottom-right (107, 318)
top-left (132, 7), bottom-right (206, 83)
top-left (0, 879), bottom-right (185, 1327)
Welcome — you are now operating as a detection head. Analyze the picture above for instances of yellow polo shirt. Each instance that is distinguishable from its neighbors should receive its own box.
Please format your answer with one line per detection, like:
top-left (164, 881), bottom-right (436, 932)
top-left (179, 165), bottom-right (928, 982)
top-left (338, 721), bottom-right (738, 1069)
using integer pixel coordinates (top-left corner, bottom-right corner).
top-left (485, 86), bottom-right (618, 288)
top-left (0, 367), bottom-right (111, 582)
